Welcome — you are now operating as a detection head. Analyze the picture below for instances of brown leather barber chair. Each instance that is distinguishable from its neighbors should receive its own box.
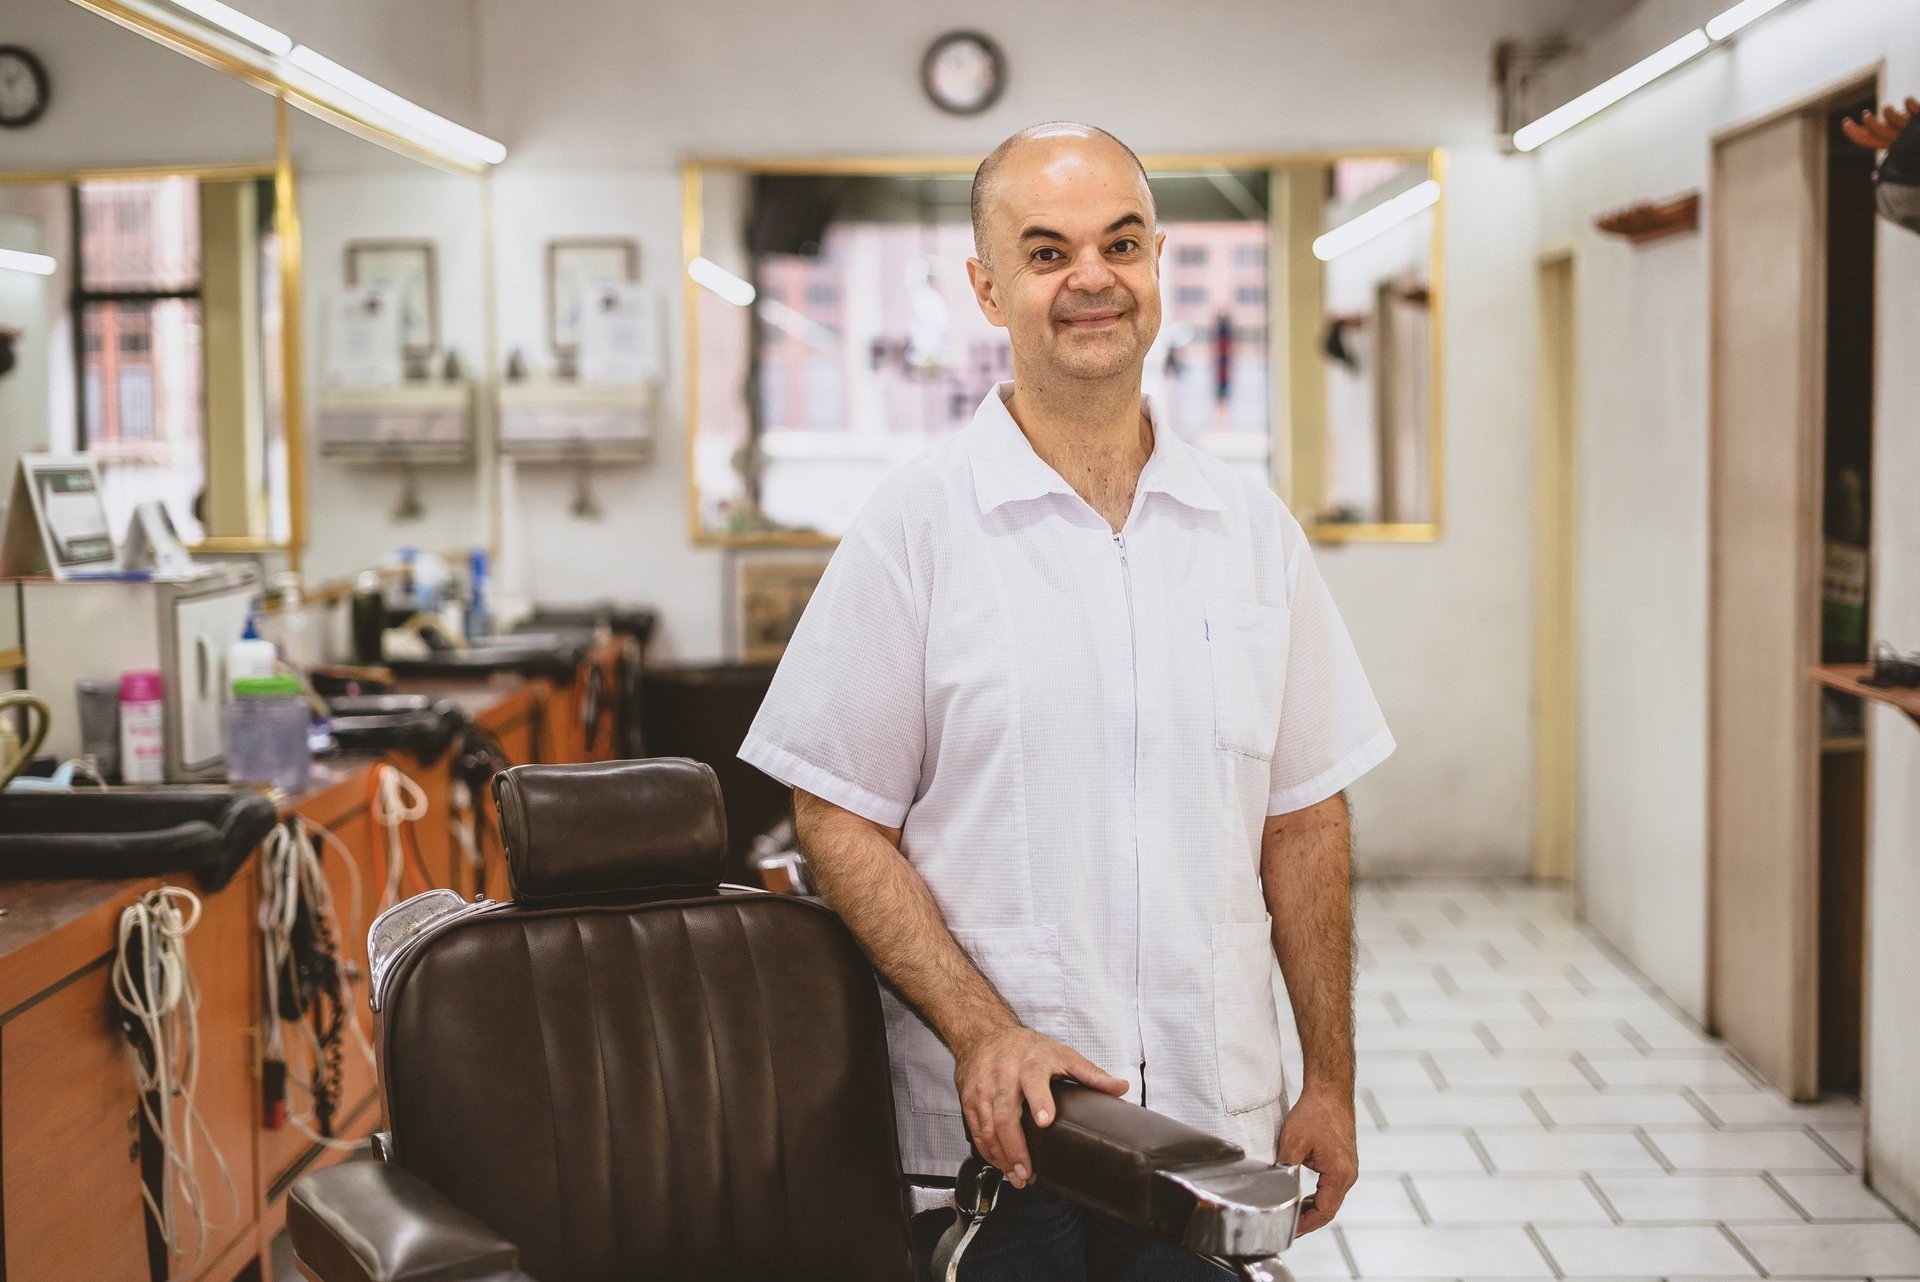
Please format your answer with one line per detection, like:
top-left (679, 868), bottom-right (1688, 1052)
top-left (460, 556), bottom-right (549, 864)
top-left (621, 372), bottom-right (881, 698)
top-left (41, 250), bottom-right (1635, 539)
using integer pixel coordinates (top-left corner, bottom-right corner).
top-left (286, 758), bottom-right (1303, 1282)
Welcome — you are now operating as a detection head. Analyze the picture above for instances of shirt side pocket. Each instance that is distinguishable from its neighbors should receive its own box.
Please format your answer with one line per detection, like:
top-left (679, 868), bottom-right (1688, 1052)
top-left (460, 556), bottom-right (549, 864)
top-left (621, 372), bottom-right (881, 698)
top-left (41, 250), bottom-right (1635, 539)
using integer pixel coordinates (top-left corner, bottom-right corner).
top-left (902, 925), bottom-right (1064, 1117)
top-left (1212, 916), bottom-right (1286, 1115)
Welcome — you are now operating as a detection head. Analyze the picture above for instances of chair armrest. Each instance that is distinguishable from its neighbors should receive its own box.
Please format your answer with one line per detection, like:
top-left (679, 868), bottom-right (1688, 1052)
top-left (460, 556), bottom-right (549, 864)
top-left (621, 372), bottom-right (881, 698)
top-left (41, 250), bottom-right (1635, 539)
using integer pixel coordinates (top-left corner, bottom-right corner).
top-left (1023, 1082), bottom-right (1303, 1262)
top-left (288, 1161), bottom-right (533, 1282)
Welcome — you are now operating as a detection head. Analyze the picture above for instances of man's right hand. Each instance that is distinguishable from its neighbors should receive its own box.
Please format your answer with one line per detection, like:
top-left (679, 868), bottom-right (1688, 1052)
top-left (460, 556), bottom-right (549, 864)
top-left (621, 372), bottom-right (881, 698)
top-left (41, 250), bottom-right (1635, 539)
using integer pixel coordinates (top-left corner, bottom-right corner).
top-left (953, 1024), bottom-right (1129, 1189)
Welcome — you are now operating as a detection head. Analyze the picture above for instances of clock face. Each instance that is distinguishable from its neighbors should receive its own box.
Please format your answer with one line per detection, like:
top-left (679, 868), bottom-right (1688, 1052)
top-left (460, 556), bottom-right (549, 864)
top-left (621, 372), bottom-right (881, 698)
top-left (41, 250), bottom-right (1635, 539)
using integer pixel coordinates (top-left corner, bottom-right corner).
top-left (922, 32), bottom-right (1004, 117)
top-left (0, 47), bottom-right (49, 129)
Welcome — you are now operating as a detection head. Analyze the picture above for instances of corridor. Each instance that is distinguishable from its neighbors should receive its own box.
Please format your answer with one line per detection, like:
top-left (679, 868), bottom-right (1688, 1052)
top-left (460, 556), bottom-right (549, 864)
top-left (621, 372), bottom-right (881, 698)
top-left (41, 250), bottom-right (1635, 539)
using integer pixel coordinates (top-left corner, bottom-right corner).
top-left (1283, 880), bottom-right (1920, 1280)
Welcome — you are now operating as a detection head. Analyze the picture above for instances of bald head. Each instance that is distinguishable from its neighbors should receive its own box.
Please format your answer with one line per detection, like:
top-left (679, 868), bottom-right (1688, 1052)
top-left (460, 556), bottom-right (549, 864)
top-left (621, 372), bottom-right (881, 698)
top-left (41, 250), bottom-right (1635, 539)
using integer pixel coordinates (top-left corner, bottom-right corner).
top-left (970, 122), bottom-right (1153, 268)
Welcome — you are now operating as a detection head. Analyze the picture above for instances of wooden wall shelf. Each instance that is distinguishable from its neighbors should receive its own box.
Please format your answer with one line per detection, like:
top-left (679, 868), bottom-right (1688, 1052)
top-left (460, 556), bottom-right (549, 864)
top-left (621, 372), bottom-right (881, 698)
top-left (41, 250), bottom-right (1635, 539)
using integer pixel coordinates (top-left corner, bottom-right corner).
top-left (1811, 663), bottom-right (1920, 729)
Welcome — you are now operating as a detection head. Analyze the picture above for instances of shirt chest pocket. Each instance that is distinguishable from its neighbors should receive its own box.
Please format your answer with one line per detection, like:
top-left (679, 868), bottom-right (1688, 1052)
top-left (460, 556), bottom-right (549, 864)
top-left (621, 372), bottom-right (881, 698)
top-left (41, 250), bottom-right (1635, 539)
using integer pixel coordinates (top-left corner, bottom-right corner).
top-left (1205, 597), bottom-right (1291, 761)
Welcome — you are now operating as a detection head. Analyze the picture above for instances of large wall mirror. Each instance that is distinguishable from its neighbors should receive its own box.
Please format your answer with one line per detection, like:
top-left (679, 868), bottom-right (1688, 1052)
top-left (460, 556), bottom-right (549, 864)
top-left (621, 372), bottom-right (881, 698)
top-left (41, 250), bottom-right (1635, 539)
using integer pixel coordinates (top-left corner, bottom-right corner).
top-left (682, 151), bottom-right (1443, 545)
top-left (0, 0), bottom-right (295, 557)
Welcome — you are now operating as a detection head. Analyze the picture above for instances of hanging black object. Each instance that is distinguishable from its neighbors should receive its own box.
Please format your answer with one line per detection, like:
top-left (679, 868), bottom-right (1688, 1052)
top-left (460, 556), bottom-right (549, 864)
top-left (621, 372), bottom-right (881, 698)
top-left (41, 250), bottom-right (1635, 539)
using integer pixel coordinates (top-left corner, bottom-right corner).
top-left (1876, 119), bottom-right (1920, 234)
top-left (0, 330), bottom-right (15, 380)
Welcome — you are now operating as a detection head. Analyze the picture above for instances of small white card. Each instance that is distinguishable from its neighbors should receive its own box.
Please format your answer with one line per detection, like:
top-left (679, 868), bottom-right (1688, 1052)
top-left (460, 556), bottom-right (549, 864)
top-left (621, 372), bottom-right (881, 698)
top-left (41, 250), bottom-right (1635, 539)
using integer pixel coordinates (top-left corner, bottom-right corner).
top-left (577, 283), bottom-right (663, 386)
top-left (325, 284), bottom-right (405, 387)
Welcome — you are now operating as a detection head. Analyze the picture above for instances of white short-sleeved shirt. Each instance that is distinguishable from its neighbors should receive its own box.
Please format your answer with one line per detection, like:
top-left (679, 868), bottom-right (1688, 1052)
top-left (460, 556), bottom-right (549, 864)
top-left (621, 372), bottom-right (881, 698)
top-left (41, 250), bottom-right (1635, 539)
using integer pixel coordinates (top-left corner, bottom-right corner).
top-left (740, 383), bottom-right (1393, 1178)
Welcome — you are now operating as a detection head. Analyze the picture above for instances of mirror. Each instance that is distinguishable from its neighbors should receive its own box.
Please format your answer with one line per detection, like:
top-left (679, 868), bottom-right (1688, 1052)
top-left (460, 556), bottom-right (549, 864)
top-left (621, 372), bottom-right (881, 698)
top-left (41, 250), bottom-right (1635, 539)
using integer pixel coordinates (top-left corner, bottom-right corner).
top-left (683, 153), bottom-right (1442, 544)
top-left (289, 111), bottom-right (491, 584)
top-left (0, 0), bottom-right (288, 553)
top-left (1279, 154), bottom-right (1442, 539)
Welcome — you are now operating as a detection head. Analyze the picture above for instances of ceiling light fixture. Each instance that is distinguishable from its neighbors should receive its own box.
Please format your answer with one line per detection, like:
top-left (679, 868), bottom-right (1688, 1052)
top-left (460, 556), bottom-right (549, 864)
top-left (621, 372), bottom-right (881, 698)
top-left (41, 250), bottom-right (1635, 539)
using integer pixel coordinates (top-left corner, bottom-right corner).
top-left (287, 45), bottom-right (507, 165)
top-left (1706, 0), bottom-right (1794, 41)
top-left (164, 0), bottom-right (291, 56)
top-left (1313, 180), bottom-right (1442, 262)
top-left (688, 257), bottom-right (756, 308)
top-left (1514, 29), bottom-right (1710, 152)
top-left (0, 248), bottom-right (57, 276)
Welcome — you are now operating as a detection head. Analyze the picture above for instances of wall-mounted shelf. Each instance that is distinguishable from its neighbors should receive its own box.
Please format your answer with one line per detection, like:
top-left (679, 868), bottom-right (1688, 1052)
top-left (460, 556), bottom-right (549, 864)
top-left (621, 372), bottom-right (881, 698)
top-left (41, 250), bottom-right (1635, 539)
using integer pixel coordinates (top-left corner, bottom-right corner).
top-left (1811, 664), bottom-right (1920, 730)
top-left (498, 380), bottom-right (656, 462)
top-left (317, 383), bottom-right (475, 464)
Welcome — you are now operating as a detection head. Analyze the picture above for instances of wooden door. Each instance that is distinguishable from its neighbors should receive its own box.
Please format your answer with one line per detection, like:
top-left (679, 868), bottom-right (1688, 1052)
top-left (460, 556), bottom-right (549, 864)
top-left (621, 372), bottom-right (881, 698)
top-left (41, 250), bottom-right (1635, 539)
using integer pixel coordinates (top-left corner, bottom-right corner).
top-left (1534, 253), bottom-right (1579, 884)
top-left (1708, 111), bottom-right (1826, 1099)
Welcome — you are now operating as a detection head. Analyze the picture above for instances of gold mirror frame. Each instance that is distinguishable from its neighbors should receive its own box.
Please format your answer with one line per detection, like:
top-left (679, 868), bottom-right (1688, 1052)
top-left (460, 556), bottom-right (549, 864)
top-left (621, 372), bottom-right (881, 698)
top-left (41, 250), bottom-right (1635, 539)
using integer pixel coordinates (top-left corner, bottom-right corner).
top-left (681, 150), bottom-right (1445, 547)
top-left (0, 125), bottom-right (305, 566)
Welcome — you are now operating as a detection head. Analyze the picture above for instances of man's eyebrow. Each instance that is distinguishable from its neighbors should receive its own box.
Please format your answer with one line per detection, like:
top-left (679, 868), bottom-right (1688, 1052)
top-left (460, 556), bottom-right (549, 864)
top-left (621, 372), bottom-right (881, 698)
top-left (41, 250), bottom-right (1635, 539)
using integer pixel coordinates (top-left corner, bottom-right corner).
top-left (1016, 212), bottom-right (1148, 244)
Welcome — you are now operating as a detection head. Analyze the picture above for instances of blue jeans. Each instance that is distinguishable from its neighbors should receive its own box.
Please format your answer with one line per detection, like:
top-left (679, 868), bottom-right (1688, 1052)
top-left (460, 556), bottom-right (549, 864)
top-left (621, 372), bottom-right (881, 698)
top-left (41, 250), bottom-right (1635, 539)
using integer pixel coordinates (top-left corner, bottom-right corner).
top-left (929, 1182), bottom-right (1232, 1281)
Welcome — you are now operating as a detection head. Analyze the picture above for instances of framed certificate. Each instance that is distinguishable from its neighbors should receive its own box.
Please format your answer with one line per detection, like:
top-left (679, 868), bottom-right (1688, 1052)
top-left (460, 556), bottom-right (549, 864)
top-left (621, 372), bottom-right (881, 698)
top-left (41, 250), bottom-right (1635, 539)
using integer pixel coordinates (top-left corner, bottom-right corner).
top-left (734, 551), bottom-right (832, 663)
top-left (548, 238), bottom-right (640, 357)
top-left (346, 240), bottom-right (438, 359)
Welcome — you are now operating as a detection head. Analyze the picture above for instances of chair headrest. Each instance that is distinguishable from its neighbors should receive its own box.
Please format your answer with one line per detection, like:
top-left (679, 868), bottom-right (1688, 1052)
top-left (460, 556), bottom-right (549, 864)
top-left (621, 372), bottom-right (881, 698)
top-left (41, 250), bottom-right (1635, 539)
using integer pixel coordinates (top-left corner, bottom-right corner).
top-left (492, 758), bottom-right (729, 903)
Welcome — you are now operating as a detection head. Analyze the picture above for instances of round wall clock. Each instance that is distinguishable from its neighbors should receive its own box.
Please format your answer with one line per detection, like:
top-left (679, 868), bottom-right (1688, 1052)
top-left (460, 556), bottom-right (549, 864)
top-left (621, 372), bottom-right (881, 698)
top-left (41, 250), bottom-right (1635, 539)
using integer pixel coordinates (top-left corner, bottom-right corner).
top-left (0, 47), bottom-right (49, 129)
top-left (921, 31), bottom-right (1005, 117)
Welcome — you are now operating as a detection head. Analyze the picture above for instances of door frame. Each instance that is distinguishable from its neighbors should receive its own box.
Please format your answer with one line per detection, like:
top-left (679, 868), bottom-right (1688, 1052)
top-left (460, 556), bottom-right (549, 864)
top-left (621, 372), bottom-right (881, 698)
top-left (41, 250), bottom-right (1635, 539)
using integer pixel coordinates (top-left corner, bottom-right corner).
top-left (1534, 249), bottom-right (1579, 885)
top-left (1704, 69), bottom-right (1881, 1100)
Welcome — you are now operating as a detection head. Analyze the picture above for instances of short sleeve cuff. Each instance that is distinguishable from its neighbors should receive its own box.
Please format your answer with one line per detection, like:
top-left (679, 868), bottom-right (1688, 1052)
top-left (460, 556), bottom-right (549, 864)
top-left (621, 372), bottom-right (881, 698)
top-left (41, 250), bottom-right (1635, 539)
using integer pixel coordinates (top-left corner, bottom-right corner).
top-left (739, 733), bottom-right (913, 829)
top-left (1266, 724), bottom-right (1396, 816)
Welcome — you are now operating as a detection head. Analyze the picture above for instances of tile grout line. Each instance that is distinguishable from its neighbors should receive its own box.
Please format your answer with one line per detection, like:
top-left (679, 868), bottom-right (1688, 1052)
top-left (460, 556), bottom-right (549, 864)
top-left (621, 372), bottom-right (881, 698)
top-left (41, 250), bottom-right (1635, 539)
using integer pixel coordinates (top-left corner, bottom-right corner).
top-left (1580, 1171), bottom-right (1623, 1225)
top-left (1800, 1123), bottom-right (1857, 1174)
top-left (1400, 1172), bottom-right (1432, 1226)
top-left (1330, 1223), bottom-right (1362, 1280)
top-left (1522, 1221), bottom-right (1567, 1280)
top-left (1757, 1170), bottom-right (1814, 1224)
top-left (1714, 1218), bottom-right (1772, 1278)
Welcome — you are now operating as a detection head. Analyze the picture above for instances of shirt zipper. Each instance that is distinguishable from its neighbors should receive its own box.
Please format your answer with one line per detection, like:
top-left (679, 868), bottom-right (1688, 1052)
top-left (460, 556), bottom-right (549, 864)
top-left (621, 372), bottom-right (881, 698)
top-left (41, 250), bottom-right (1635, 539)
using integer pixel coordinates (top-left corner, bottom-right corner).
top-left (1114, 529), bottom-right (1147, 1103)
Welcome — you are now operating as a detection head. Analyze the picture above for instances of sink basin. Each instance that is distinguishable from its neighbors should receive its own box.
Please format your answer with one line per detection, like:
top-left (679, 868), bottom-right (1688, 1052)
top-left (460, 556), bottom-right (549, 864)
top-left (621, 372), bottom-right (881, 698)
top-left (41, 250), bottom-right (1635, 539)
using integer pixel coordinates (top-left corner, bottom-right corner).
top-left (0, 788), bottom-right (277, 891)
top-left (385, 631), bottom-right (590, 681)
top-left (326, 695), bottom-right (467, 763)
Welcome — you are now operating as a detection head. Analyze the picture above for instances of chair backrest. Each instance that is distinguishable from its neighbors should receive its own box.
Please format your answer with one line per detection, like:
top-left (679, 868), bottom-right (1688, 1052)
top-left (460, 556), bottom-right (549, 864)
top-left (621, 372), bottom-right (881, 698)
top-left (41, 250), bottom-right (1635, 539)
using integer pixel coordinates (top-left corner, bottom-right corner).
top-left (374, 758), bottom-right (915, 1282)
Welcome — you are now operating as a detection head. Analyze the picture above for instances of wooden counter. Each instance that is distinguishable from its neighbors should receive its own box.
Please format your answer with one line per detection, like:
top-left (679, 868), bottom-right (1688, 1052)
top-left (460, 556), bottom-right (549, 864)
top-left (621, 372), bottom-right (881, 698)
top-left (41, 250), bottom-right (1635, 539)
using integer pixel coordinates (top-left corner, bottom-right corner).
top-left (0, 639), bottom-right (618, 1282)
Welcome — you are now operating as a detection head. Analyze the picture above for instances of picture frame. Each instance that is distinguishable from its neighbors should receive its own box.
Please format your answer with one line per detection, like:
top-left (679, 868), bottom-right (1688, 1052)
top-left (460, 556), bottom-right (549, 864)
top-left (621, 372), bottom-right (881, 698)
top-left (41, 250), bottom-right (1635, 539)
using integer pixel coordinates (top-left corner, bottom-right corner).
top-left (345, 240), bottom-right (438, 359)
top-left (733, 550), bottom-right (833, 663)
top-left (548, 238), bottom-right (641, 358)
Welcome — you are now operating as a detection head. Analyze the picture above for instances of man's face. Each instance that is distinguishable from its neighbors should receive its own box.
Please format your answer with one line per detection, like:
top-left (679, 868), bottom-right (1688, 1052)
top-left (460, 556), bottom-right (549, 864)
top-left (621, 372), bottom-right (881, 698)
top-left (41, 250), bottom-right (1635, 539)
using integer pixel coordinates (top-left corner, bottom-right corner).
top-left (968, 136), bottom-right (1164, 383)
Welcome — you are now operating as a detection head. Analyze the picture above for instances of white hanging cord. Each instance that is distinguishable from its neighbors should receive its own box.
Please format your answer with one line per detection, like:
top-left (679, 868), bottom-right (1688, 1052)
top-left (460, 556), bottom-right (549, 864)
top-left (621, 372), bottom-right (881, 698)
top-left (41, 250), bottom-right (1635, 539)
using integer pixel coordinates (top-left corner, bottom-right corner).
top-left (372, 764), bottom-right (431, 913)
top-left (113, 886), bottom-right (239, 1279)
top-left (259, 816), bottom-right (376, 1153)
top-left (449, 777), bottom-right (483, 874)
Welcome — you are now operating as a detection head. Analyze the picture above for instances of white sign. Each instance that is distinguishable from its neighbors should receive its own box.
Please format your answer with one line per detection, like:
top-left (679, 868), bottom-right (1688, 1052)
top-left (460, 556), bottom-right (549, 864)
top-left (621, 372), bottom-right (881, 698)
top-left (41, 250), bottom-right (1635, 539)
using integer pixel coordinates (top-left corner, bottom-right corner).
top-left (325, 284), bottom-right (405, 387)
top-left (577, 283), bottom-right (663, 387)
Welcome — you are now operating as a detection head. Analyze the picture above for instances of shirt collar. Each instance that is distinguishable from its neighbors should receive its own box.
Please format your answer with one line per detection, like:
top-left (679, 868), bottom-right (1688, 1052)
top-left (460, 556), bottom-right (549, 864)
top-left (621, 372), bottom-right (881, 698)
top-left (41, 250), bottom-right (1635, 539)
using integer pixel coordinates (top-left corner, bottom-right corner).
top-left (966, 381), bottom-right (1226, 517)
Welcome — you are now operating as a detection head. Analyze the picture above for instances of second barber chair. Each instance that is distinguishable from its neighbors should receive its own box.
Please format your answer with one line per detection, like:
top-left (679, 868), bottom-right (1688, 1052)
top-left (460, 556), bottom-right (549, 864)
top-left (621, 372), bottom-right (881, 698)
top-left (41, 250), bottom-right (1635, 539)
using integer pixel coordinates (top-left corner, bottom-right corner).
top-left (286, 758), bottom-right (1302, 1281)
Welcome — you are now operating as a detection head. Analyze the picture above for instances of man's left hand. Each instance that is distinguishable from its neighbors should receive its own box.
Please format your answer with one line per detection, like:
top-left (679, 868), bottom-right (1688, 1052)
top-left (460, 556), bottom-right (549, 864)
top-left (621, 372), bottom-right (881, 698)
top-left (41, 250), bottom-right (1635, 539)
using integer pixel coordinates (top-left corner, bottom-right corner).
top-left (1277, 1086), bottom-right (1359, 1235)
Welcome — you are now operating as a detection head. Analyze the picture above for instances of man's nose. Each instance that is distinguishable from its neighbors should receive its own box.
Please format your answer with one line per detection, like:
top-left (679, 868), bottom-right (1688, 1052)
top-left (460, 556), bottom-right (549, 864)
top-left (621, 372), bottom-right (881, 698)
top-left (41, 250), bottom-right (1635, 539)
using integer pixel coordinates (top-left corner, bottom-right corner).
top-left (1064, 247), bottom-right (1117, 293)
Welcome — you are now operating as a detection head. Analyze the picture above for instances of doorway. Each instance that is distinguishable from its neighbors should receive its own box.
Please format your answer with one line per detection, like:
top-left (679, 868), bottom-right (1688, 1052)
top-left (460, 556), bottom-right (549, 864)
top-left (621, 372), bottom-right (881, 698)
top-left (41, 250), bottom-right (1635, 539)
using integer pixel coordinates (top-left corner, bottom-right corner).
top-left (1813, 90), bottom-right (1876, 1096)
top-left (1534, 253), bottom-right (1578, 884)
top-left (1706, 76), bottom-right (1878, 1101)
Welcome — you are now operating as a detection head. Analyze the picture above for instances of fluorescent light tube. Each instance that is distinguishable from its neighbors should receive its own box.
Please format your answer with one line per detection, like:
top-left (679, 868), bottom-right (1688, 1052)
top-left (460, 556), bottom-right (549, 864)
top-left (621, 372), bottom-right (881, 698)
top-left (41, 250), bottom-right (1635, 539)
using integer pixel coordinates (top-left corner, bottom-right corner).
top-left (288, 45), bottom-right (507, 165)
top-left (1313, 180), bottom-right (1441, 261)
top-left (165, 0), bottom-right (291, 56)
top-left (1707, 0), bottom-right (1792, 40)
top-left (1514, 28), bottom-right (1711, 152)
top-left (689, 257), bottom-right (756, 307)
top-left (0, 248), bottom-right (56, 276)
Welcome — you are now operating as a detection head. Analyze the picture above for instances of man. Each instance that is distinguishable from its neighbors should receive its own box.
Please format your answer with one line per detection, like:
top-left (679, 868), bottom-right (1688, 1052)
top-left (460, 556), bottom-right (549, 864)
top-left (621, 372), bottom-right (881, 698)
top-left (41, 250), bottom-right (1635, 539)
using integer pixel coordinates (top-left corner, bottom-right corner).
top-left (739, 122), bottom-right (1393, 1279)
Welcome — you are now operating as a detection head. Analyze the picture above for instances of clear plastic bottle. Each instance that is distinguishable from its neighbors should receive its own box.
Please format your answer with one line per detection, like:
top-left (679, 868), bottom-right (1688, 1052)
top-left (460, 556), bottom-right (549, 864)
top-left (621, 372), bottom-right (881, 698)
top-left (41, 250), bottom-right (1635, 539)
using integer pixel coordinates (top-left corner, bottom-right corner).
top-left (224, 674), bottom-right (312, 794)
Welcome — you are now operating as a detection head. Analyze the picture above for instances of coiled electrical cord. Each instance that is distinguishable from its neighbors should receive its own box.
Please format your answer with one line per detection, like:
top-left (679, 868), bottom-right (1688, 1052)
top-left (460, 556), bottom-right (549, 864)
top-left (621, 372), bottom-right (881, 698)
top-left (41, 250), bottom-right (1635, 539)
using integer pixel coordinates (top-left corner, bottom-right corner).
top-left (113, 886), bottom-right (238, 1279)
top-left (260, 817), bottom-right (375, 1150)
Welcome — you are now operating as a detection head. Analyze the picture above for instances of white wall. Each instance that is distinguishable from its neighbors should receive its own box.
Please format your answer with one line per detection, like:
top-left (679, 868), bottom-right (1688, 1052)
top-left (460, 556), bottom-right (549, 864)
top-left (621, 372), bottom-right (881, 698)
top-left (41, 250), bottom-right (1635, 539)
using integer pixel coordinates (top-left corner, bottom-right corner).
top-left (1531, 0), bottom-right (1920, 1212)
top-left (469, 0), bottom-right (1599, 872)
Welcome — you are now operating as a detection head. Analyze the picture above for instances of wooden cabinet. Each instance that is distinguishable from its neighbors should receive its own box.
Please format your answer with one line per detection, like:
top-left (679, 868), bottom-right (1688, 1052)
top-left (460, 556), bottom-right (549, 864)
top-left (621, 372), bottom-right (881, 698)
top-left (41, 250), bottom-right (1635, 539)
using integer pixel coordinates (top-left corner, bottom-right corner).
top-left (0, 652), bottom-right (616, 1279)
top-left (2, 958), bottom-right (150, 1281)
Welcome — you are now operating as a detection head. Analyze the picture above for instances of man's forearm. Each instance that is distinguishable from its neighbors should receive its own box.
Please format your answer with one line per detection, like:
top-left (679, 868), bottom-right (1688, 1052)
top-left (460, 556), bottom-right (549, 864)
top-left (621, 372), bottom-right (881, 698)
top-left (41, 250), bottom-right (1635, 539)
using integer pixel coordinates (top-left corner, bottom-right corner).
top-left (1262, 792), bottom-right (1355, 1094)
top-left (793, 789), bottom-right (1016, 1052)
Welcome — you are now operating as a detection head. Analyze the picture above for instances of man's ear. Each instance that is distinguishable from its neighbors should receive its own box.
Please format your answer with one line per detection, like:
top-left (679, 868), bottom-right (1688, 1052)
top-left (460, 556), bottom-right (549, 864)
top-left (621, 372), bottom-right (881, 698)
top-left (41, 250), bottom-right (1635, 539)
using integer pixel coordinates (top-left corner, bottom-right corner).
top-left (1154, 229), bottom-right (1167, 273)
top-left (966, 256), bottom-right (1008, 328)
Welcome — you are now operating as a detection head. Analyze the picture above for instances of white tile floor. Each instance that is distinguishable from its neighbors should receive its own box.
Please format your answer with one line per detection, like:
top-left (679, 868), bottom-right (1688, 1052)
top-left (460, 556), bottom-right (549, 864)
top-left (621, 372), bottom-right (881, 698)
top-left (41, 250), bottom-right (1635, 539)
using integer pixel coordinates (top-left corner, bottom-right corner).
top-left (1288, 878), bottom-right (1920, 1282)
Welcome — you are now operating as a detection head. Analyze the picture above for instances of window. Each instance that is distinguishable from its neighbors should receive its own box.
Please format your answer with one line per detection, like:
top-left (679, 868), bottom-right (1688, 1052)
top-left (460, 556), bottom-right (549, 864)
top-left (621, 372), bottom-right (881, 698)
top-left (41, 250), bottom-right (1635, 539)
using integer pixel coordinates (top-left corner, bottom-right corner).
top-left (1235, 285), bottom-right (1266, 306)
top-left (1234, 244), bottom-right (1266, 268)
top-left (1175, 245), bottom-right (1209, 266)
top-left (1175, 285), bottom-right (1209, 306)
top-left (72, 178), bottom-right (204, 456)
